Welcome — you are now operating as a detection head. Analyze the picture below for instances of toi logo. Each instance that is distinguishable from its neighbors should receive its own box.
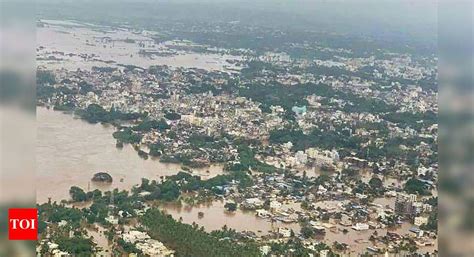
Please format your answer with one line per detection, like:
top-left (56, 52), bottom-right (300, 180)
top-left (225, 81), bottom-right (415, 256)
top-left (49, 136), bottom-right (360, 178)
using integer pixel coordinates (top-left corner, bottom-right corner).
top-left (8, 208), bottom-right (38, 240)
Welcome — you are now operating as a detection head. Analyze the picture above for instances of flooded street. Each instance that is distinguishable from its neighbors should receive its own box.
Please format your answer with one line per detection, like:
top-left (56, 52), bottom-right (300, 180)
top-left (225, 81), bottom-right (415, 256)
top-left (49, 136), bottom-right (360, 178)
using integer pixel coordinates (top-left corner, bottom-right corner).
top-left (86, 225), bottom-right (111, 256)
top-left (36, 107), bottom-right (224, 203)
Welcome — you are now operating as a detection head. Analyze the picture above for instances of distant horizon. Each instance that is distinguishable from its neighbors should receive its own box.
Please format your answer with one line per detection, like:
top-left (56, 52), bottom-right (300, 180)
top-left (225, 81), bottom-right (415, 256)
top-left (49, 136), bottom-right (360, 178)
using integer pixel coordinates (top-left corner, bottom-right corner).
top-left (35, 0), bottom-right (438, 54)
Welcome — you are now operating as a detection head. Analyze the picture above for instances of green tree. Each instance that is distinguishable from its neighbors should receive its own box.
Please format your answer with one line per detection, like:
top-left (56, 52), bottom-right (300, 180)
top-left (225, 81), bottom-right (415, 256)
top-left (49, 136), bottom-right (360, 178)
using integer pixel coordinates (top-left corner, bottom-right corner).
top-left (224, 202), bottom-right (237, 212)
top-left (69, 186), bottom-right (87, 202)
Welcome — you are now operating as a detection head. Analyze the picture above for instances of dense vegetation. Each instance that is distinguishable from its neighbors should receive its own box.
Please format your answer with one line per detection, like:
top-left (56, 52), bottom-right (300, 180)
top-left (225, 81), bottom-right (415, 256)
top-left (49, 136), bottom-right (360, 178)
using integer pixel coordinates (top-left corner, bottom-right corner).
top-left (133, 119), bottom-right (170, 132)
top-left (404, 178), bottom-right (431, 195)
top-left (37, 70), bottom-right (56, 85)
top-left (269, 126), bottom-right (363, 153)
top-left (226, 144), bottom-right (278, 174)
top-left (55, 236), bottom-right (94, 256)
top-left (76, 104), bottom-right (144, 124)
top-left (237, 79), bottom-right (436, 131)
top-left (137, 170), bottom-right (253, 199)
top-left (141, 209), bottom-right (261, 257)
top-left (113, 128), bottom-right (143, 144)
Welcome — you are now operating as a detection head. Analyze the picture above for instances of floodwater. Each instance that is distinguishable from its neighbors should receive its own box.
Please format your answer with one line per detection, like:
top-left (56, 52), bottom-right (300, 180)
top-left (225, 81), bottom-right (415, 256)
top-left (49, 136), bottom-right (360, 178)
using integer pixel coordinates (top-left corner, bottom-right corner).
top-left (36, 107), bottom-right (224, 203)
top-left (86, 225), bottom-right (111, 256)
top-left (160, 198), bottom-right (436, 254)
top-left (160, 200), bottom-right (301, 237)
top-left (37, 19), bottom-right (242, 72)
top-left (37, 107), bottom-right (437, 254)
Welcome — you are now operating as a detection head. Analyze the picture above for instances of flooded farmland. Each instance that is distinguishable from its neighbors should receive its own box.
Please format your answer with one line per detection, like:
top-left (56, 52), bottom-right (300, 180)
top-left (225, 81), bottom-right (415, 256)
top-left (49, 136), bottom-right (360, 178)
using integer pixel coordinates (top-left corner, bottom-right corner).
top-left (37, 19), bottom-right (243, 72)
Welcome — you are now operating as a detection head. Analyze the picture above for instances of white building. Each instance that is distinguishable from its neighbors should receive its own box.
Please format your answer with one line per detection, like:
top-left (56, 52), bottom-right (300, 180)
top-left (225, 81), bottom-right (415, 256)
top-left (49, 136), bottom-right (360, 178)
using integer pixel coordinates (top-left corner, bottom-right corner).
top-left (295, 151), bottom-right (308, 165)
top-left (278, 227), bottom-right (292, 238)
top-left (270, 200), bottom-right (282, 211)
top-left (352, 223), bottom-right (369, 231)
top-left (283, 141), bottom-right (293, 152)
top-left (105, 216), bottom-right (119, 225)
top-left (260, 245), bottom-right (271, 256)
top-left (256, 209), bottom-right (270, 218)
top-left (414, 216), bottom-right (429, 227)
top-left (320, 249), bottom-right (330, 257)
top-left (136, 239), bottom-right (175, 256)
top-left (123, 230), bottom-right (151, 243)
